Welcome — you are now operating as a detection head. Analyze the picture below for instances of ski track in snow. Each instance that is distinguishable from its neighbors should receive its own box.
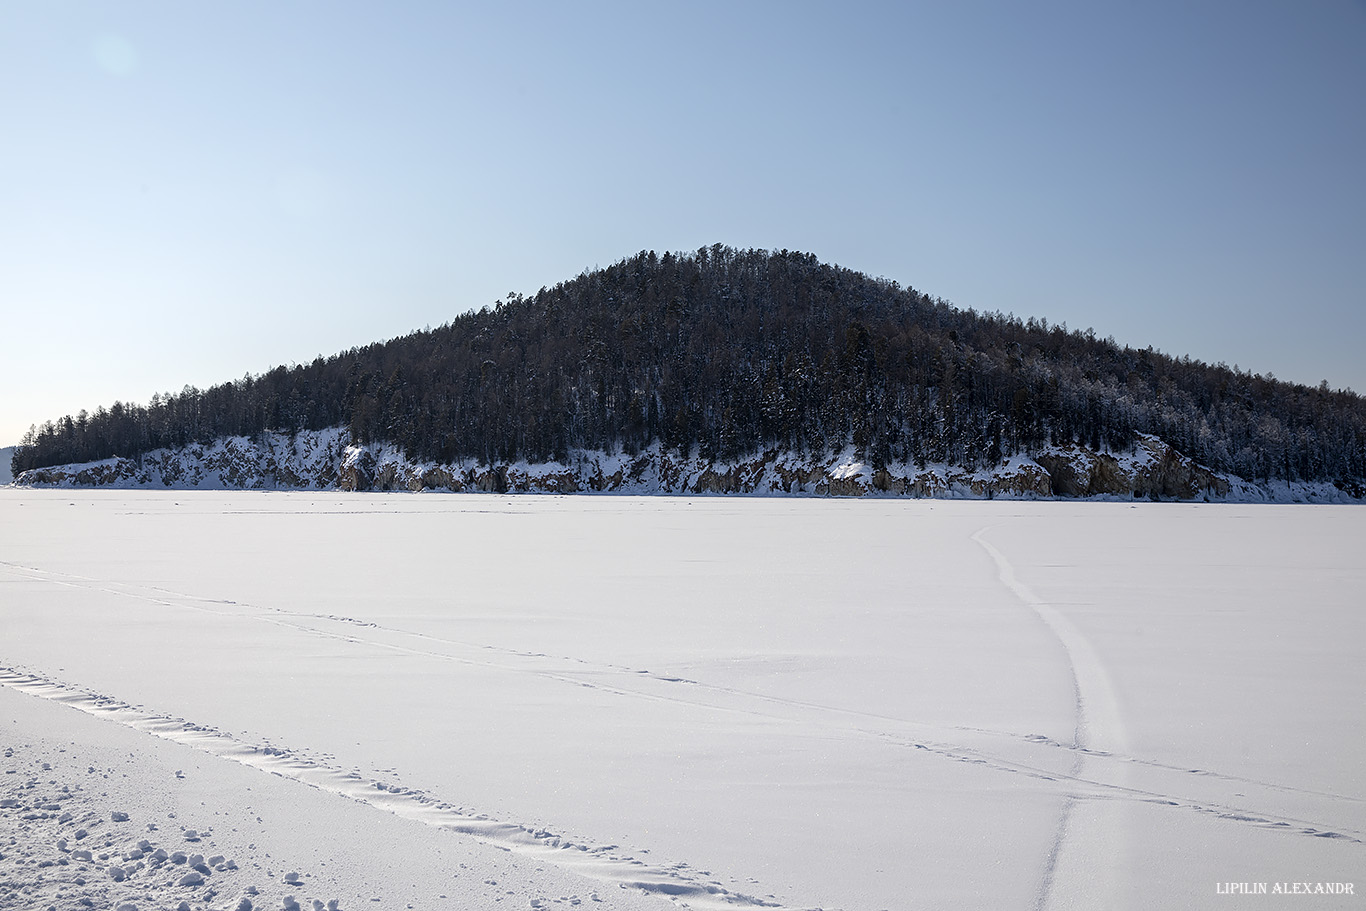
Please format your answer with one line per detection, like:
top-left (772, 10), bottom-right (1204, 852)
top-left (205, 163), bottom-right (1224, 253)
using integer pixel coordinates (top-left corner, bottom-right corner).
top-left (6, 557), bottom-right (1362, 814)
top-left (0, 669), bottom-right (791, 911)
top-left (3, 559), bottom-right (1360, 840)
top-left (973, 524), bottom-right (1131, 911)
top-left (3, 549), bottom-right (1363, 911)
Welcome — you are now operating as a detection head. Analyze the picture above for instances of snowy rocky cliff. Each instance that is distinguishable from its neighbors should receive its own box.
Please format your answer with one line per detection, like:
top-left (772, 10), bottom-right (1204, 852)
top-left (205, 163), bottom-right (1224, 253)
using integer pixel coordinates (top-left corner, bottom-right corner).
top-left (11, 428), bottom-right (1362, 502)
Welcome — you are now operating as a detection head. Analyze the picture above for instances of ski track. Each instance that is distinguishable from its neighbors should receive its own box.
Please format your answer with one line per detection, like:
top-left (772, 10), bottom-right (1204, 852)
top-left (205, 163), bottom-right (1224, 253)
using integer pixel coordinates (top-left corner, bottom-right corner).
top-left (3, 552), bottom-right (1363, 910)
top-left (0, 669), bottom-right (794, 911)
top-left (3, 559), bottom-right (1360, 841)
top-left (973, 525), bottom-right (1131, 911)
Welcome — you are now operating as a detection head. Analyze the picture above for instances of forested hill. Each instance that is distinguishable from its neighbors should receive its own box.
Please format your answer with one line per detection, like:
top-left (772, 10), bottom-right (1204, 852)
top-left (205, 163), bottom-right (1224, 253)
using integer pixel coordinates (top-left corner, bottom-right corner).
top-left (11, 245), bottom-right (1366, 485)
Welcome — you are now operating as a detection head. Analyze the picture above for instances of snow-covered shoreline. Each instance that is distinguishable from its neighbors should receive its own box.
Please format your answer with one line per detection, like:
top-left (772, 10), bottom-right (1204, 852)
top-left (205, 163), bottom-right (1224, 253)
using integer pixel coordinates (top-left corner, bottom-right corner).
top-left (10, 427), bottom-right (1361, 503)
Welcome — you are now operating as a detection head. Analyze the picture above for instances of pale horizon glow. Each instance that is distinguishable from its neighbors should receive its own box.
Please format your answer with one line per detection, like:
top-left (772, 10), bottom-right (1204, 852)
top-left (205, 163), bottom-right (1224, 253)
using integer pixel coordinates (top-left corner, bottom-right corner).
top-left (3, 2), bottom-right (1364, 446)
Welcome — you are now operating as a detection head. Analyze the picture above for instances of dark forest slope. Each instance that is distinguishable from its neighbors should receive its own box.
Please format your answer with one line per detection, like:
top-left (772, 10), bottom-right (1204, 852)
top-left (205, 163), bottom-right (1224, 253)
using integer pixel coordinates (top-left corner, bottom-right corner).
top-left (12, 246), bottom-right (1366, 485)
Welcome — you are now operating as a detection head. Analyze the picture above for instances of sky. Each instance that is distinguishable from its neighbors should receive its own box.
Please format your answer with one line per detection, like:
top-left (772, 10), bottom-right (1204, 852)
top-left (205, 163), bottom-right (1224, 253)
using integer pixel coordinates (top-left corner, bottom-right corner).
top-left (2, 1), bottom-right (1364, 447)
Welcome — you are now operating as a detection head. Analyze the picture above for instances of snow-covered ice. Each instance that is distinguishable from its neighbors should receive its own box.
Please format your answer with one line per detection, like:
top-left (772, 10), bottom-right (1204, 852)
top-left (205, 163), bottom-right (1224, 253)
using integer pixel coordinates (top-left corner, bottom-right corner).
top-left (1, 490), bottom-right (1362, 910)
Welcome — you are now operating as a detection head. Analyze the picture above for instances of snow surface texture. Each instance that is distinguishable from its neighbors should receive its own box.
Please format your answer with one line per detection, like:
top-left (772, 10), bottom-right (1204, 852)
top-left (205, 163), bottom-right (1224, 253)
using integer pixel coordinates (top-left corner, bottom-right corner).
top-left (11, 427), bottom-right (1363, 503)
top-left (1, 491), bottom-right (1363, 911)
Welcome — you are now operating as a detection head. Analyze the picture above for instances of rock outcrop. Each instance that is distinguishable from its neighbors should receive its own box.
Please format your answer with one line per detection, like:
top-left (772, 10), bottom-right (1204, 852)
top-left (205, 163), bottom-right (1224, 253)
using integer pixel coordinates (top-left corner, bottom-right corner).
top-left (12, 427), bottom-right (1354, 502)
top-left (1034, 434), bottom-right (1228, 500)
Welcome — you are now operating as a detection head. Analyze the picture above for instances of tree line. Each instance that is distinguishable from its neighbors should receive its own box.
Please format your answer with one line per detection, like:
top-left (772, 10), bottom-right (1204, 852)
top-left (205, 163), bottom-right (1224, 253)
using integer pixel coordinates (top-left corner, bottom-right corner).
top-left (12, 245), bottom-right (1366, 485)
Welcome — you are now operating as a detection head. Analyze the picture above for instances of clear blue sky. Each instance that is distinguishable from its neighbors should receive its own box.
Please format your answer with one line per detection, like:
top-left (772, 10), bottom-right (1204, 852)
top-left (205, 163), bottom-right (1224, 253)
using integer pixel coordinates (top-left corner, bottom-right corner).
top-left (3, 1), bottom-right (1364, 446)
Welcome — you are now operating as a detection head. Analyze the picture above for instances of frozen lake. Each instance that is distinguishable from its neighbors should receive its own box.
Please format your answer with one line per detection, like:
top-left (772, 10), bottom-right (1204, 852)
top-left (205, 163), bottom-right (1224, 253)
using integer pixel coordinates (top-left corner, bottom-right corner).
top-left (1, 490), bottom-right (1362, 910)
